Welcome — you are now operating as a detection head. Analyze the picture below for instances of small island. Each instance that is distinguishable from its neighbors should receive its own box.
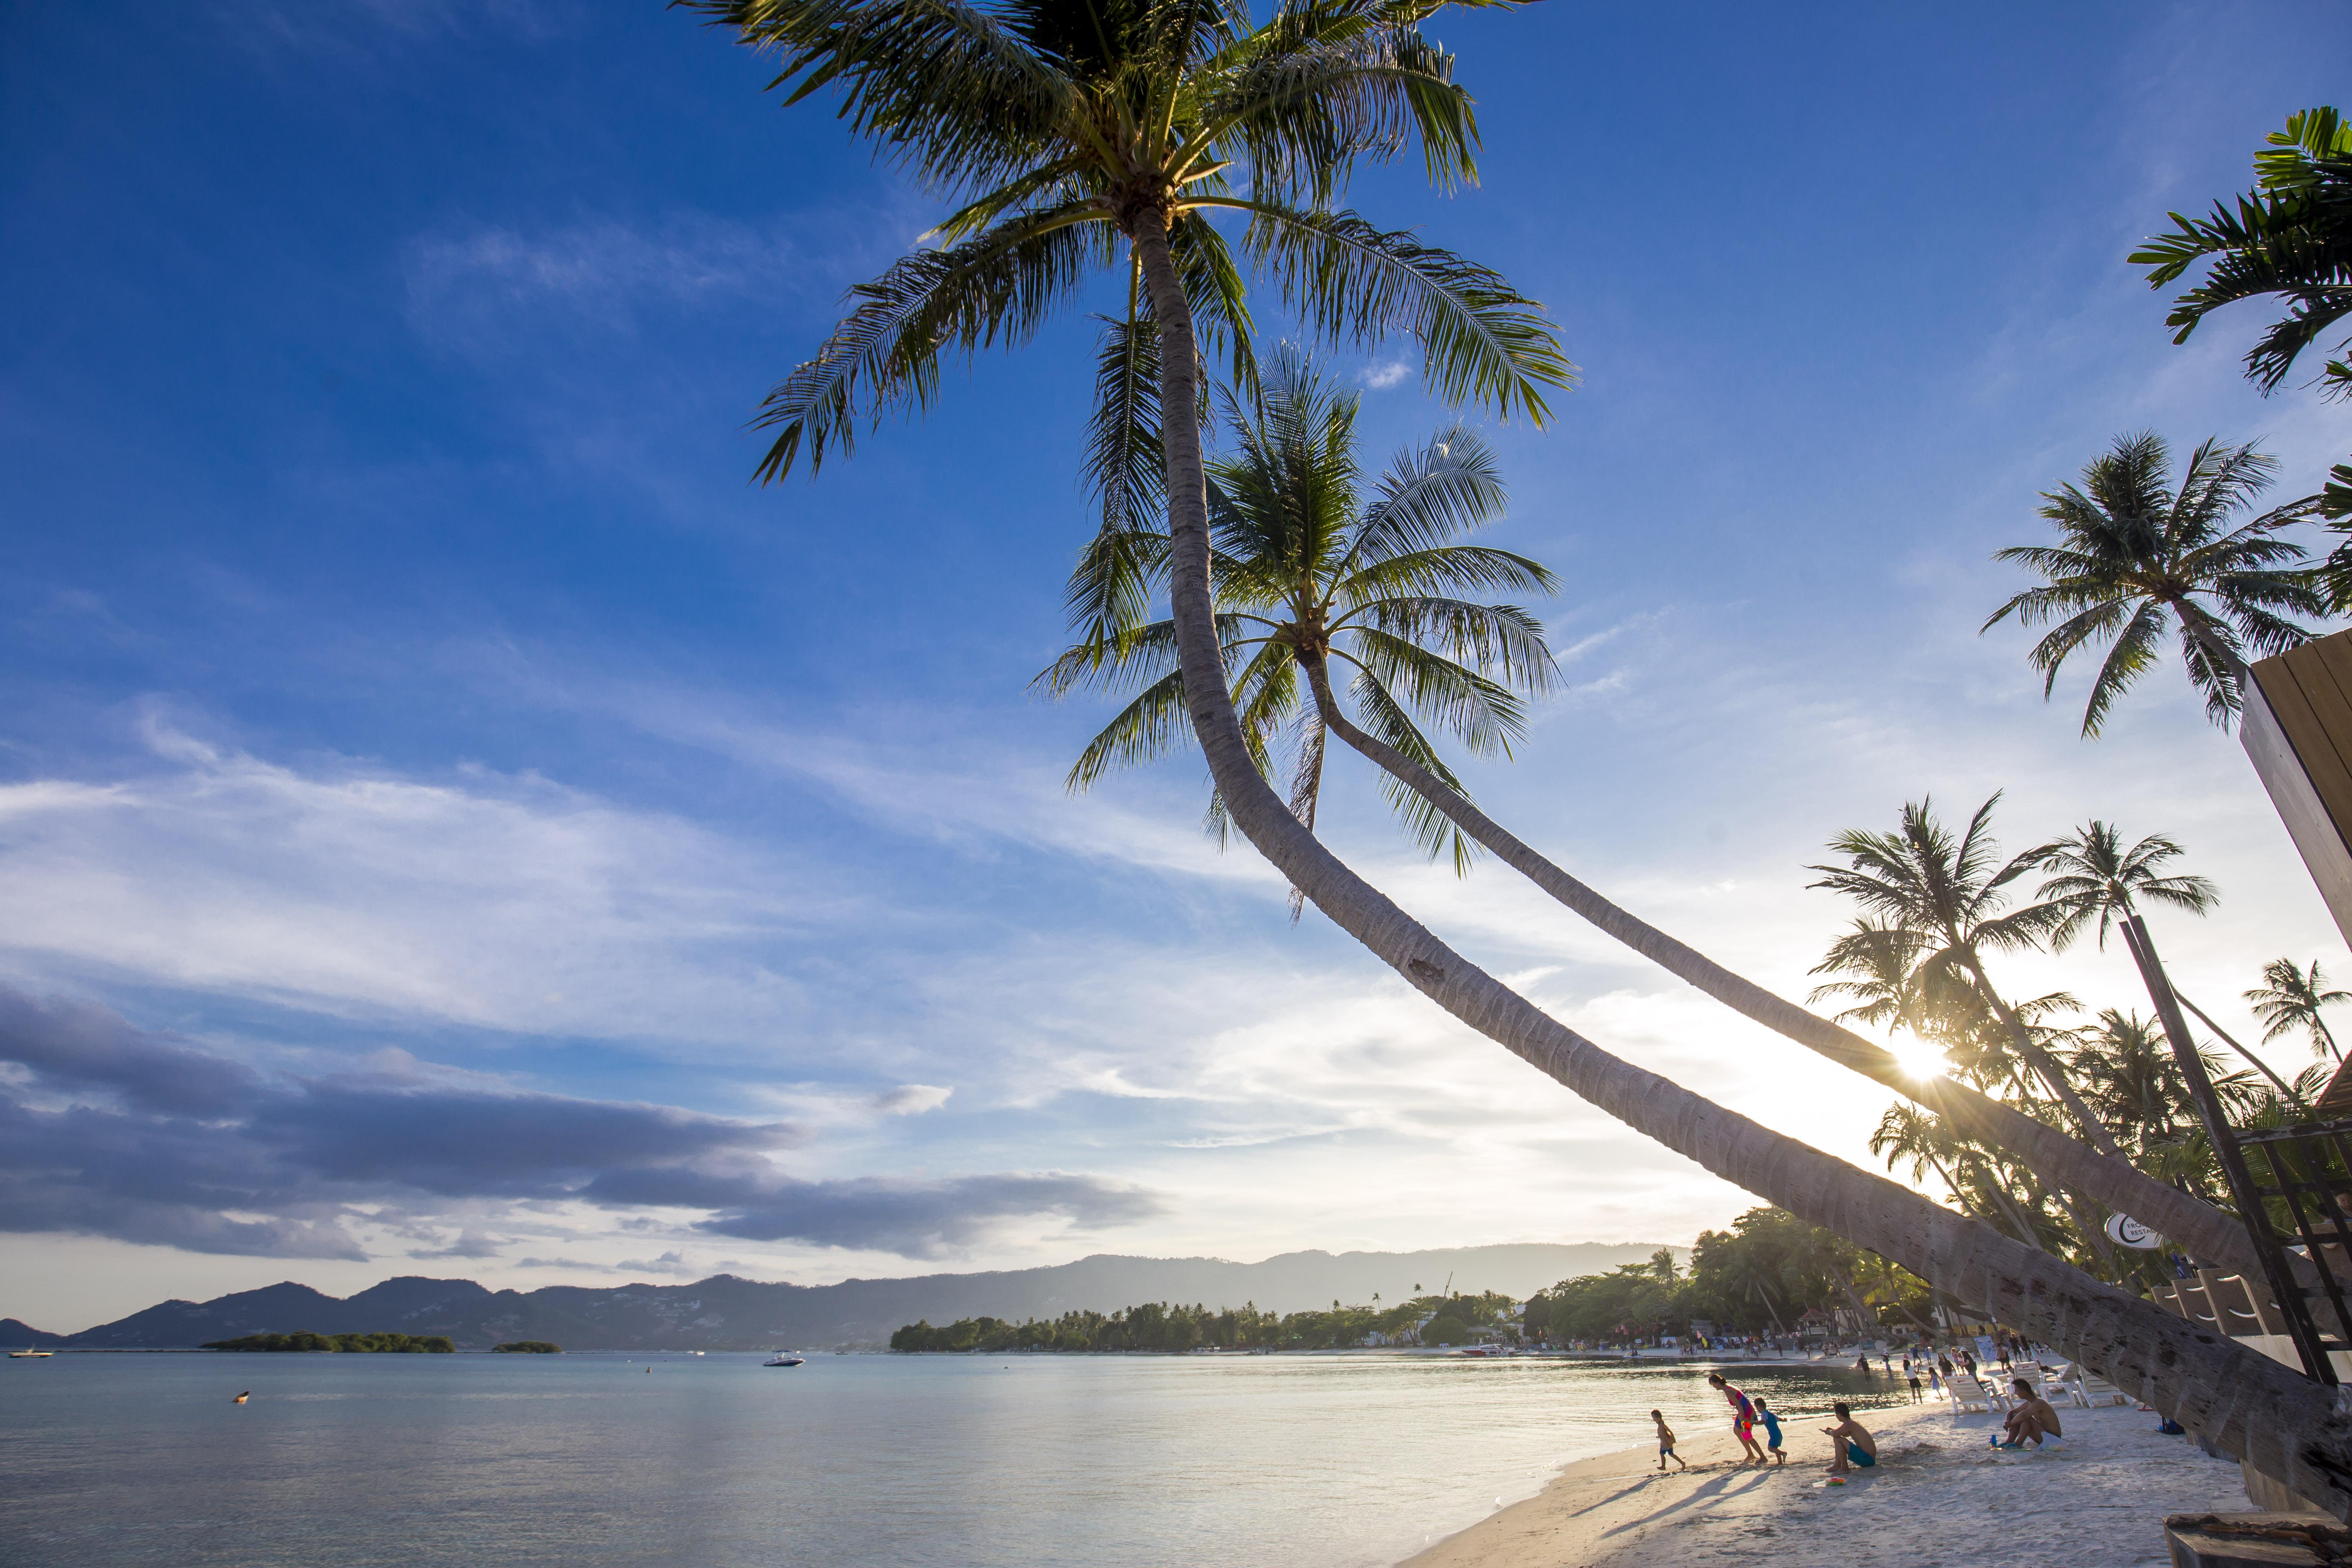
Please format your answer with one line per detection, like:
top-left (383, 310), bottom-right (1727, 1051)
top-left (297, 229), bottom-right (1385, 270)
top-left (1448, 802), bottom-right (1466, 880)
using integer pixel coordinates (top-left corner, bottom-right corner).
top-left (201, 1331), bottom-right (454, 1353)
top-left (492, 1341), bottom-right (562, 1354)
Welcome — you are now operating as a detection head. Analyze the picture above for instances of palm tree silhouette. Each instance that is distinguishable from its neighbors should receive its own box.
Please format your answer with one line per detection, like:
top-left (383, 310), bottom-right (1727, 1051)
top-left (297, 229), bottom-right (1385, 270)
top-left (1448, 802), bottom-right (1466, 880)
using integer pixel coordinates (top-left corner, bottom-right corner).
top-left (2247, 958), bottom-right (2351, 1063)
top-left (1809, 796), bottom-right (2118, 1157)
top-left (1981, 432), bottom-right (2321, 734)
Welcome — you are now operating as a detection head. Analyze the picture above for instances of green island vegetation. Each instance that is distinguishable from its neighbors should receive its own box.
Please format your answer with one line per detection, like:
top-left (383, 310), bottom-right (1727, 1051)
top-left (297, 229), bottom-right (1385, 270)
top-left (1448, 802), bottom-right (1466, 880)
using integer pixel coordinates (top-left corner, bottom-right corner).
top-left (892, 1207), bottom-right (1936, 1355)
top-left (1525, 1210), bottom-right (1932, 1347)
top-left (492, 1341), bottom-right (563, 1354)
top-left (201, 1331), bottom-right (455, 1353)
top-left (892, 1289), bottom-right (1518, 1353)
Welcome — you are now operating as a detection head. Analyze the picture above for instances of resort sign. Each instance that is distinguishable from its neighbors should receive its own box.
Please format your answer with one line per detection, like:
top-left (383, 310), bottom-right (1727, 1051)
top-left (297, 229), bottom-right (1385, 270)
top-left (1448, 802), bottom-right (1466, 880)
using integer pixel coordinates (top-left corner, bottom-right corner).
top-left (2103, 1214), bottom-right (2163, 1250)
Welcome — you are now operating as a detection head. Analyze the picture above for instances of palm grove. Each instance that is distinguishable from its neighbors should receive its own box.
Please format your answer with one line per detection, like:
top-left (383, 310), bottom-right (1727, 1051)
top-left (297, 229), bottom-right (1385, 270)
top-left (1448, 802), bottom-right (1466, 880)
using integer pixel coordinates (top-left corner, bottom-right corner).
top-left (677, 0), bottom-right (2352, 1512)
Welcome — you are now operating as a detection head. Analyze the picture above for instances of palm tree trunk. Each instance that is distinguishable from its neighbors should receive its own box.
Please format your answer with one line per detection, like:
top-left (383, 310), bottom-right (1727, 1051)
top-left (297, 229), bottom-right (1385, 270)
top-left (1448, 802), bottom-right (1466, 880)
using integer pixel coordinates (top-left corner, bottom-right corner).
top-left (2175, 990), bottom-right (2305, 1102)
top-left (1957, 949), bottom-right (2128, 1160)
top-left (1286, 648), bottom-right (2266, 1274)
top-left (1946, 1153), bottom-right (2043, 1251)
top-left (1128, 218), bottom-right (2352, 1513)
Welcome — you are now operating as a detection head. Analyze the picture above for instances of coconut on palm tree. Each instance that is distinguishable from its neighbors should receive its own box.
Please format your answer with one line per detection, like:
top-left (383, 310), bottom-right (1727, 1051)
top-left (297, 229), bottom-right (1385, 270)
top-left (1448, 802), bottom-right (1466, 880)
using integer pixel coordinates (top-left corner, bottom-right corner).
top-left (2248, 958), bottom-right (2351, 1062)
top-left (2131, 106), bottom-right (2352, 526)
top-left (1040, 352), bottom-right (1557, 910)
top-left (1981, 432), bottom-right (2323, 733)
top-left (689, 1), bottom-right (2352, 1504)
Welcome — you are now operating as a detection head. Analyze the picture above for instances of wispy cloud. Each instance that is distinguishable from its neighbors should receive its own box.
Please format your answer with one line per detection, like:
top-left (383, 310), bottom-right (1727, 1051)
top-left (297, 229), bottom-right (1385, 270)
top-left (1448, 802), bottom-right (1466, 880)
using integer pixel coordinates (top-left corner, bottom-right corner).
top-left (404, 215), bottom-right (810, 339)
top-left (1361, 359), bottom-right (1414, 391)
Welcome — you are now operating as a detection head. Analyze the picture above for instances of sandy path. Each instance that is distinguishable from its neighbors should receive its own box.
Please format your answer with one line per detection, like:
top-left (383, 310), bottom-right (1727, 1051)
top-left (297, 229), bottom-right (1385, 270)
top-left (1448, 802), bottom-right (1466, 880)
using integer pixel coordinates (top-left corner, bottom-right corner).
top-left (1405, 1393), bottom-right (2254, 1567)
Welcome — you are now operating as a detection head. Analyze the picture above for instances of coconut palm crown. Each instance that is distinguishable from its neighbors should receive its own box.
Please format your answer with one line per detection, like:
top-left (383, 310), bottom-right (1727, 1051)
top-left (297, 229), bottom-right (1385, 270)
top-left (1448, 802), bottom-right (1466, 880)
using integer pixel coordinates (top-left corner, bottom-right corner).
top-left (679, 0), bottom-right (1571, 529)
top-left (1039, 354), bottom-right (1558, 885)
top-left (2247, 957), bottom-right (2350, 1062)
top-left (1980, 431), bottom-right (2322, 734)
top-left (2034, 819), bottom-right (2218, 952)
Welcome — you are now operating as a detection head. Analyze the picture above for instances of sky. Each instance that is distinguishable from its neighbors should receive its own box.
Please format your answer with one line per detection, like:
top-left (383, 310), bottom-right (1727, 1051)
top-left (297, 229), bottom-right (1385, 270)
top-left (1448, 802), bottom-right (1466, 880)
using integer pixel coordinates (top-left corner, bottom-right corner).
top-left (4, 0), bottom-right (2351, 1333)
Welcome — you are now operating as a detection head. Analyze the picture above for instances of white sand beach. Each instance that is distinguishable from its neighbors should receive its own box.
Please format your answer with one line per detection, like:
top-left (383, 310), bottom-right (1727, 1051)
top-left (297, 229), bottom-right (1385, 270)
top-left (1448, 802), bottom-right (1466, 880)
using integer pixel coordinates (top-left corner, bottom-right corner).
top-left (1406, 1392), bottom-right (2255, 1568)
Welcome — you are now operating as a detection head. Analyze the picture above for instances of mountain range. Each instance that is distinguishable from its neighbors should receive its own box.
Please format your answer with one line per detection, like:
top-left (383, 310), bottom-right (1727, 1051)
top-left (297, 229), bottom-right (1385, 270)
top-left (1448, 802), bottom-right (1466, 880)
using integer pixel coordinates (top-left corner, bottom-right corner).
top-left (3, 1242), bottom-right (1671, 1351)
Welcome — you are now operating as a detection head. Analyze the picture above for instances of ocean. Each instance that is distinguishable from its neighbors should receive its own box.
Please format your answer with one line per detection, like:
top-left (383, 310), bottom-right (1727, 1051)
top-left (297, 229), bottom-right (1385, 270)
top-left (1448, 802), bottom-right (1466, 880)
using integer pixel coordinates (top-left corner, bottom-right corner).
top-left (1, 1351), bottom-right (1902, 1566)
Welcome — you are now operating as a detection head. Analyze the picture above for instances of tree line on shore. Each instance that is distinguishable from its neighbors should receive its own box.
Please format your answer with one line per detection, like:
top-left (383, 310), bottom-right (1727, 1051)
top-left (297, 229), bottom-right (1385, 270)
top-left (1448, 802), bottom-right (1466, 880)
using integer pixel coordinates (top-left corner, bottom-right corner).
top-left (201, 1331), bottom-right (455, 1353)
top-left (891, 1288), bottom-right (1517, 1353)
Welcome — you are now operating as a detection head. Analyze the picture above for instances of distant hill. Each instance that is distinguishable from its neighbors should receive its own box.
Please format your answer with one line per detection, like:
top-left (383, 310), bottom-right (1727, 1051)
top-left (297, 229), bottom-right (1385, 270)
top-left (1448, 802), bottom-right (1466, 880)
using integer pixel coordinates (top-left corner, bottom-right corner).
top-left (13, 1243), bottom-right (1674, 1351)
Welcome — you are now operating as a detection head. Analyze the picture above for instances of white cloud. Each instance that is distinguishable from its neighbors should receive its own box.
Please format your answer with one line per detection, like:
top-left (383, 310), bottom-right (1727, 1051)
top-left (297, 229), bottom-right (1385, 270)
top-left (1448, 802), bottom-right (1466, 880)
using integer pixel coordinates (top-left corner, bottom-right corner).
top-left (0, 712), bottom-right (840, 1044)
top-left (1362, 360), bottom-right (1414, 391)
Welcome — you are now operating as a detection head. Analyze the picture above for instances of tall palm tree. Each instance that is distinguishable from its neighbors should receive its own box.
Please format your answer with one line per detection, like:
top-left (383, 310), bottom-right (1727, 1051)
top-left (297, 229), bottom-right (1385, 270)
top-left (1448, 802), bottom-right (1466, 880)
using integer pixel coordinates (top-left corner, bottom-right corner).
top-left (2037, 821), bottom-right (2219, 951)
top-left (2248, 957), bottom-right (2351, 1062)
top-left (1039, 353), bottom-right (1556, 908)
top-left (2069, 1008), bottom-right (2253, 1158)
top-left (1808, 795), bottom-right (2122, 1157)
top-left (1980, 432), bottom-right (2322, 734)
top-left (690, 2), bottom-right (2352, 1502)
top-left (2131, 106), bottom-right (2352, 528)
top-left (2034, 821), bottom-right (2303, 1100)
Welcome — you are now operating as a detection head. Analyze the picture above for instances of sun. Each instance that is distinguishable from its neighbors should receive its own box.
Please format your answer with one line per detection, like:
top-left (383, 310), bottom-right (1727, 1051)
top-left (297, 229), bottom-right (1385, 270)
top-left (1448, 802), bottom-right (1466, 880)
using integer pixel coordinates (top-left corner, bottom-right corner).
top-left (1889, 1040), bottom-right (1952, 1080)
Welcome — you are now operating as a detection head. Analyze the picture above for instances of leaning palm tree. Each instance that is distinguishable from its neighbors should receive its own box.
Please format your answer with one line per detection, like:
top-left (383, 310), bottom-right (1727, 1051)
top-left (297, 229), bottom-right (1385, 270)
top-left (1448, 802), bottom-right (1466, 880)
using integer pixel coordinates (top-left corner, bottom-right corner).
top-left (690, 1), bottom-right (2352, 1504)
top-left (2131, 106), bottom-right (2352, 527)
top-left (1980, 432), bottom-right (2322, 734)
top-left (2070, 1008), bottom-right (2252, 1158)
top-left (1809, 795), bottom-right (2121, 1157)
top-left (1040, 353), bottom-right (1556, 909)
top-left (2248, 958), bottom-right (2351, 1062)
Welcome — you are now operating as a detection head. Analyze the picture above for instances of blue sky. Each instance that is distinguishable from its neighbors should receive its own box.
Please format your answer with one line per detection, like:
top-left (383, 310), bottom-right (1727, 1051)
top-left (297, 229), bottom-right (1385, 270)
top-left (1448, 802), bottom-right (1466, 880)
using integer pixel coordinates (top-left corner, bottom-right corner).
top-left (5, 0), bottom-right (2351, 1331)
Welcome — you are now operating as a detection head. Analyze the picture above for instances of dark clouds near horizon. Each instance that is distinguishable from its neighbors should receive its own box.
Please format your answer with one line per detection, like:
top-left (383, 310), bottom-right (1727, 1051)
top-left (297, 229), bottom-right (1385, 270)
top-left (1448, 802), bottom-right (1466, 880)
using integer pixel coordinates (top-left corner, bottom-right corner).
top-left (0, 988), bottom-right (1159, 1259)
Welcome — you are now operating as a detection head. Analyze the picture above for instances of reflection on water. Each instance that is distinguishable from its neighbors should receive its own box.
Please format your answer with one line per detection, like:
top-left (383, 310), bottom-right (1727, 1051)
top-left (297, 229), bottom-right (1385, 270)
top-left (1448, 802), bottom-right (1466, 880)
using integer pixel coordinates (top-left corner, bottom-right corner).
top-left (0, 1352), bottom-right (1902, 1567)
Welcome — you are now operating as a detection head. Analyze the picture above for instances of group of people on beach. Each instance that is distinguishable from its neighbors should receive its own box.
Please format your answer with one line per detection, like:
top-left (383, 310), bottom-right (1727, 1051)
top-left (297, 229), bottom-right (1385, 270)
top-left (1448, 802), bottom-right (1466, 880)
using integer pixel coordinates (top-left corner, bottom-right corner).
top-left (1649, 1358), bottom-right (2062, 1479)
top-left (1648, 1373), bottom-right (1877, 1476)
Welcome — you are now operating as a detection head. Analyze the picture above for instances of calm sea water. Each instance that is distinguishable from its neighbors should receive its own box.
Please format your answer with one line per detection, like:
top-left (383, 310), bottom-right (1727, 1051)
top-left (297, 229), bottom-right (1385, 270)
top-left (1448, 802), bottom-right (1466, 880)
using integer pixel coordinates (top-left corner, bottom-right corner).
top-left (0, 1351), bottom-right (1900, 1567)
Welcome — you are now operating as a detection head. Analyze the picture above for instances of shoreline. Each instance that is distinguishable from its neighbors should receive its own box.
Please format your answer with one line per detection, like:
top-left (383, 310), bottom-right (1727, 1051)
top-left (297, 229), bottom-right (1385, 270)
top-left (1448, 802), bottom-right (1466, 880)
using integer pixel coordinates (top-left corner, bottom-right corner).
top-left (1403, 1391), bottom-right (2257, 1567)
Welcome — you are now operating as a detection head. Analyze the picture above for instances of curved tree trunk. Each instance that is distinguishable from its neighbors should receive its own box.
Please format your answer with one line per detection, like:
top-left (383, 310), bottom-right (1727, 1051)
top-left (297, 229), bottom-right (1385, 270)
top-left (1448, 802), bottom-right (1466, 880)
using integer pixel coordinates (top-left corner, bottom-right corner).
top-left (1956, 948), bottom-right (2127, 1159)
top-left (1285, 647), bottom-right (2265, 1276)
top-left (1125, 215), bottom-right (2352, 1515)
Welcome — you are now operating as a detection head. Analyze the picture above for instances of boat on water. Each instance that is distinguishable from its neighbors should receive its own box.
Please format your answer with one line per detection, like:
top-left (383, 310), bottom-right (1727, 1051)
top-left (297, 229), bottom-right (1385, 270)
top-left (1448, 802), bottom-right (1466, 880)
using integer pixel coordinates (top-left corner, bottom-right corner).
top-left (762, 1351), bottom-right (805, 1367)
top-left (9, 1349), bottom-right (53, 1359)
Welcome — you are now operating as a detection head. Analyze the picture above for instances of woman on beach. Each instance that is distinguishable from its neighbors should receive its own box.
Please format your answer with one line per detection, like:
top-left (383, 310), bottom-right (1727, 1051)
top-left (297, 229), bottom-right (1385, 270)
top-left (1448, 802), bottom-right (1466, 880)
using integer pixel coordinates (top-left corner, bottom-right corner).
top-left (1705, 1372), bottom-right (1768, 1464)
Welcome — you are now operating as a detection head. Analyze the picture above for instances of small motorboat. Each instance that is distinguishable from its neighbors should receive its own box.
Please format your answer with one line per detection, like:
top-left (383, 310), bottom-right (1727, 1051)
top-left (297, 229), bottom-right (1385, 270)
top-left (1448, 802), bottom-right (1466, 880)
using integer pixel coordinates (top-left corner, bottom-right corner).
top-left (9, 1349), bottom-right (53, 1359)
top-left (762, 1351), bottom-right (805, 1367)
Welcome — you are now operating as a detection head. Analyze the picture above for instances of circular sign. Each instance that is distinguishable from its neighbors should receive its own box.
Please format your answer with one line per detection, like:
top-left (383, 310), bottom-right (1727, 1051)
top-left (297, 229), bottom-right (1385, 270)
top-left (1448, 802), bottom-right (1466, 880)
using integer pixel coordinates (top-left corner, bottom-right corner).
top-left (2104, 1213), bottom-right (2163, 1250)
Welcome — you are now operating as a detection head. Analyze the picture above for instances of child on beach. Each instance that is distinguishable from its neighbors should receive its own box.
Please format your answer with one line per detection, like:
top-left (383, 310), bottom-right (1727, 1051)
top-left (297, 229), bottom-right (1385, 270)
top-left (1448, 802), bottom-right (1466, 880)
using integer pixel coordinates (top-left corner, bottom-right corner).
top-left (1752, 1396), bottom-right (1786, 1464)
top-left (1906, 1369), bottom-right (1923, 1403)
top-left (1706, 1372), bottom-right (1768, 1464)
top-left (2000, 1378), bottom-right (2064, 1449)
top-left (1823, 1403), bottom-right (1877, 1475)
top-left (1651, 1409), bottom-right (1687, 1471)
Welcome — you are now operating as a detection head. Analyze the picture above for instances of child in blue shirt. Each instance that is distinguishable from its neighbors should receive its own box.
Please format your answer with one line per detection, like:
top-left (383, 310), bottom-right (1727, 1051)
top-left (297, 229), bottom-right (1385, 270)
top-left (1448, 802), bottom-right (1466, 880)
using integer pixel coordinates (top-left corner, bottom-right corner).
top-left (1752, 1396), bottom-right (1786, 1465)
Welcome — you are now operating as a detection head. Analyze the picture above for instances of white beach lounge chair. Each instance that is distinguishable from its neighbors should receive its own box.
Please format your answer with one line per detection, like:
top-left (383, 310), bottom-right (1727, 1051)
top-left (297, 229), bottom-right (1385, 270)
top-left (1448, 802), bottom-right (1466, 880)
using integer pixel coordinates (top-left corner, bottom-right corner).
top-left (1948, 1376), bottom-right (1991, 1416)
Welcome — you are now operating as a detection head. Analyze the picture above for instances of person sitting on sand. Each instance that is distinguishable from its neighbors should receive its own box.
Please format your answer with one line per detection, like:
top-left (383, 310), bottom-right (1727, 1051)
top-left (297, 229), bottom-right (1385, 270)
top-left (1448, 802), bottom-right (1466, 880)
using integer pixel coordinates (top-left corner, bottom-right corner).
top-left (2001, 1379), bottom-right (2063, 1449)
top-left (1706, 1372), bottom-right (1768, 1464)
top-left (1752, 1396), bottom-right (1786, 1465)
top-left (1651, 1409), bottom-right (1687, 1471)
top-left (1823, 1403), bottom-right (1877, 1474)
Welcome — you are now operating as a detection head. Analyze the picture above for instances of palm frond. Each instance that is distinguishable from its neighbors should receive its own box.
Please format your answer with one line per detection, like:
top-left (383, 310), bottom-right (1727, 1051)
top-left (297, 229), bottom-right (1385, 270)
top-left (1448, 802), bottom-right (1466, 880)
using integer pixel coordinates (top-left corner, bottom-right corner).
top-left (1206, 200), bottom-right (1574, 423)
